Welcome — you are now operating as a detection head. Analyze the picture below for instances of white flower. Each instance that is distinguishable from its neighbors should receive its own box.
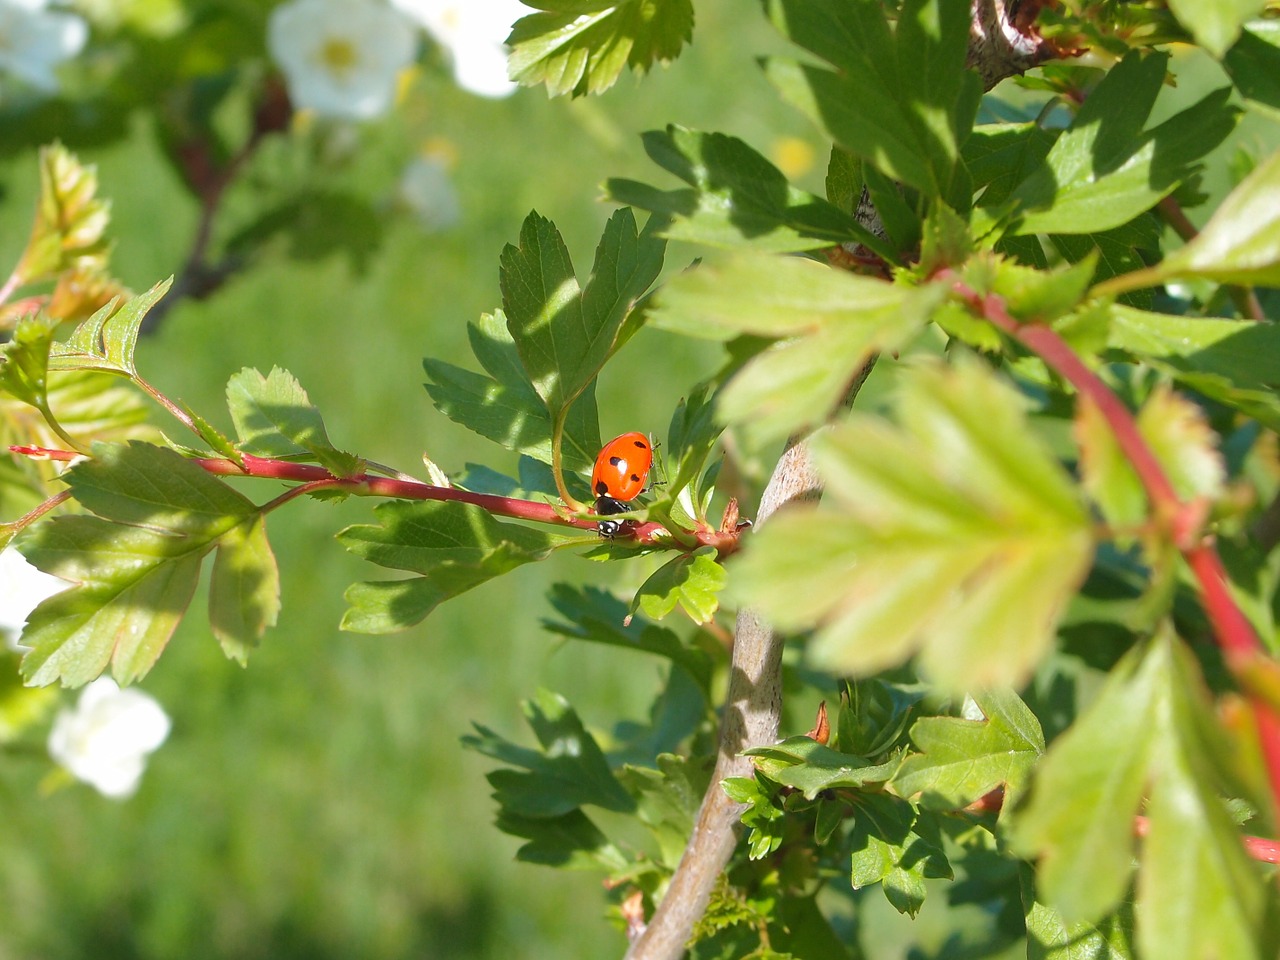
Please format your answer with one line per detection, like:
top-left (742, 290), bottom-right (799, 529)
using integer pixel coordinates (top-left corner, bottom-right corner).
top-left (48, 678), bottom-right (171, 799)
top-left (396, 149), bottom-right (460, 231)
top-left (390, 0), bottom-right (526, 98)
top-left (0, 546), bottom-right (70, 651)
top-left (268, 0), bottom-right (418, 120)
top-left (0, 0), bottom-right (88, 92)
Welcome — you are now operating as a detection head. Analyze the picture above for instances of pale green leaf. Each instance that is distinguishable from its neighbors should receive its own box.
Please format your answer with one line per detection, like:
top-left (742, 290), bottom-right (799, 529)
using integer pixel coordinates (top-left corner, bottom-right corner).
top-left (631, 546), bottom-right (725, 624)
top-left (226, 366), bottom-right (362, 477)
top-left (1167, 0), bottom-right (1267, 58)
top-left (209, 515), bottom-right (280, 665)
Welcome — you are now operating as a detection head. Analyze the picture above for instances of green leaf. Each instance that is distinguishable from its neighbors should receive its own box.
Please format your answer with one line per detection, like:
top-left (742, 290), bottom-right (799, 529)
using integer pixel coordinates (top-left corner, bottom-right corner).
top-left (1167, 0), bottom-right (1267, 58)
top-left (49, 278), bottom-right (172, 379)
top-left (762, 0), bottom-right (980, 202)
top-left (965, 123), bottom-right (1055, 209)
top-left (892, 689), bottom-right (1044, 813)
top-left (463, 689), bottom-right (636, 816)
top-left (338, 500), bottom-right (569, 633)
top-left (605, 126), bottom-right (891, 257)
top-left (508, 0), bottom-right (693, 97)
top-left (1105, 305), bottom-right (1280, 429)
top-left (1010, 629), bottom-right (1266, 946)
top-left (745, 736), bottom-right (899, 800)
top-left (837, 678), bottom-right (924, 758)
top-left (651, 254), bottom-right (939, 446)
top-left (500, 209), bottom-right (665, 419)
top-left (542, 584), bottom-right (712, 693)
top-left (630, 547), bottom-right (726, 624)
top-left (1141, 147), bottom-right (1280, 288)
top-left (494, 808), bottom-right (628, 871)
top-left (17, 442), bottom-right (262, 686)
top-left (13, 143), bottom-right (112, 286)
top-left (734, 358), bottom-right (1093, 690)
top-left (1223, 21), bottom-right (1280, 115)
top-left (619, 753), bottom-right (711, 867)
top-left (0, 314), bottom-right (56, 410)
top-left (209, 515), bottom-right (280, 665)
top-left (723, 772), bottom-right (787, 860)
top-left (663, 382), bottom-right (721, 509)
top-left (1022, 866), bottom-right (1136, 960)
top-left (225, 367), bottom-right (362, 477)
top-left (1010, 54), bottom-right (1239, 235)
top-left (848, 793), bottom-right (952, 918)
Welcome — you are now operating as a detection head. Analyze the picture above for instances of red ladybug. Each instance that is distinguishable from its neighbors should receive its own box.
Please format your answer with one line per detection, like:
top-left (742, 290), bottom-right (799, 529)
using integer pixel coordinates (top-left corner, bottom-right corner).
top-left (591, 432), bottom-right (653, 537)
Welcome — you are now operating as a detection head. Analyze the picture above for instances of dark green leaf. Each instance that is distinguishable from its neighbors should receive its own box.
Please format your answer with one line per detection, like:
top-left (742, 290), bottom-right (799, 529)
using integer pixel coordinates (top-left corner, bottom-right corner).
top-left (619, 753), bottom-right (711, 866)
top-left (1223, 21), bottom-right (1280, 113)
top-left (508, 0), bottom-right (693, 97)
top-left (965, 123), bottom-right (1055, 208)
top-left (848, 793), bottom-right (952, 918)
top-left (745, 736), bottom-right (898, 800)
top-left (723, 772), bottom-right (787, 859)
top-left (225, 367), bottom-right (362, 477)
top-left (892, 689), bottom-right (1044, 812)
top-left (495, 808), bottom-right (628, 871)
top-left (605, 126), bottom-right (890, 256)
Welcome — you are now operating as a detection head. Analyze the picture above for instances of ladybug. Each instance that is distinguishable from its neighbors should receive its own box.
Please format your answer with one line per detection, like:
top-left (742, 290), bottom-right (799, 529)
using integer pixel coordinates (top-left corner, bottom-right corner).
top-left (591, 432), bottom-right (653, 537)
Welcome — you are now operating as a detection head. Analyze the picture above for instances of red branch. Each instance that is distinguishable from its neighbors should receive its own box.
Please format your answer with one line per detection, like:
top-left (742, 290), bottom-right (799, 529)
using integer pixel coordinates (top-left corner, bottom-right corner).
top-left (947, 279), bottom-right (1280, 816)
top-left (7, 446), bottom-right (744, 555)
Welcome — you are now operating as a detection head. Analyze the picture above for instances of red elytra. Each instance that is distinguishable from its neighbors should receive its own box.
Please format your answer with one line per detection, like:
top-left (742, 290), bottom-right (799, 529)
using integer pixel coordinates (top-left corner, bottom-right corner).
top-left (591, 432), bottom-right (653, 537)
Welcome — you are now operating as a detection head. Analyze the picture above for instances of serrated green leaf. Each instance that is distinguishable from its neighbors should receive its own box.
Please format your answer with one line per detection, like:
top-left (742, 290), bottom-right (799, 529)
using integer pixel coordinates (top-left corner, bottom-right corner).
top-left (14, 143), bottom-right (112, 286)
top-left (1022, 866), bottom-right (1136, 960)
top-left (1106, 305), bottom-right (1280, 429)
top-left (1143, 147), bottom-right (1280, 288)
top-left (1010, 629), bottom-right (1266, 943)
top-left (848, 793), bottom-right (952, 918)
top-left (965, 123), bottom-right (1056, 209)
top-left (630, 547), bottom-right (725, 624)
top-left (1010, 54), bottom-right (1238, 235)
top-left (209, 515), bottom-right (279, 665)
top-left (542, 584), bottom-right (712, 692)
top-left (1167, 0), bottom-right (1266, 58)
top-left (0, 314), bottom-right (56, 410)
top-left (735, 358), bottom-right (1093, 690)
top-left (663, 382), bottom-right (721, 508)
top-left (500, 209), bottom-right (665, 419)
top-left (494, 808), bottom-right (628, 871)
top-left (619, 753), bottom-right (711, 866)
top-left (463, 689), bottom-right (636, 817)
top-left (338, 500), bottom-right (568, 633)
top-left (745, 736), bottom-right (898, 800)
top-left (723, 772), bottom-right (787, 860)
top-left (838, 678), bottom-right (925, 758)
top-left (605, 126), bottom-right (891, 257)
top-left (652, 254), bottom-right (939, 446)
top-left (1223, 21), bottom-right (1280, 115)
top-left (508, 0), bottom-right (692, 97)
top-left (892, 689), bottom-right (1044, 812)
top-left (762, 0), bottom-right (979, 203)
top-left (49, 279), bottom-right (171, 380)
top-left (225, 367), bottom-right (362, 477)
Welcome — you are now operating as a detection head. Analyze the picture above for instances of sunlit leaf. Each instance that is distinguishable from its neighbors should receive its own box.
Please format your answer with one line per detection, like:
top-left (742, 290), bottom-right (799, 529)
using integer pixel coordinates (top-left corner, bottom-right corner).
top-left (226, 366), bottom-right (362, 477)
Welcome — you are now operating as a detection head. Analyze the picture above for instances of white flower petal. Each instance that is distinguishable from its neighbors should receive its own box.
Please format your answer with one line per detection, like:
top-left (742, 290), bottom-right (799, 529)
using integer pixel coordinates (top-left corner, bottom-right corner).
top-left (48, 678), bottom-right (171, 800)
top-left (0, 547), bottom-right (71, 647)
top-left (390, 0), bottom-right (523, 97)
top-left (0, 0), bottom-right (88, 92)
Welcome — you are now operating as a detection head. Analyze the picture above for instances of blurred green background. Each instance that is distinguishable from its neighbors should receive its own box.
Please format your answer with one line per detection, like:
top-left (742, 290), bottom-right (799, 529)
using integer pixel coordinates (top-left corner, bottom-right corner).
top-left (0, 3), bottom-right (825, 957)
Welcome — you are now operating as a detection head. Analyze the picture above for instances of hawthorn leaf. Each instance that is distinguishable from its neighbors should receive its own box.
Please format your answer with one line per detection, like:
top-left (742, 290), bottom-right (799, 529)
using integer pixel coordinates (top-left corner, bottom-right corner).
top-left (892, 689), bottom-right (1044, 813)
top-left (1223, 21), bottom-right (1280, 115)
top-left (1011, 629), bottom-right (1265, 945)
top-left (500, 209), bottom-right (665, 418)
top-left (1143, 147), bottom-right (1280, 287)
top-left (848, 792), bottom-right (952, 918)
top-left (209, 514), bottom-right (280, 665)
top-left (0, 314), bottom-right (56, 411)
top-left (542, 584), bottom-right (712, 693)
top-left (48, 279), bottom-right (172, 380)
top-left (663, 382), bottom-right (721, 505)
top-left (495, 808), bottom-right (628, 871)
top-left (508, 0), bottom-right (693, 98)
top-left (338, 500), bottom-right (569, 633)
top-left (1167, 0), bottom-right (1267, 58)
top-left (965, 122), bottom-right (1055, 209)
top-left (1022, 867), bottom-right (1136, 960)
top-left (14, 143), bottom-right (112, 285)
top-left (16, 443), bottom-right (262, 686)
top-left (734, 358), bottom-right (1093, 690)
top-left (762, 0), bottom-right (979, 203)
top-left (1106, 305), bottom-right (1280, 429)
top-left (1010, 54), bottom-right (1238, 235)
top-left (744, 736), bottom-right (898, 800)
top-left (722, 772), bottom-right (787, 860)
top-left (463, 689), bottom-right (636, 816)
top-left (630, 547), bottom-right (725, 624)
top-left (605, 126), bottom-right (891, 257)
top-left (620, 753), bottom-right (712, 867)
top-left (837, 678), bottom-right (924, 758)
top-left (226, 366), bottom-right (362, 477)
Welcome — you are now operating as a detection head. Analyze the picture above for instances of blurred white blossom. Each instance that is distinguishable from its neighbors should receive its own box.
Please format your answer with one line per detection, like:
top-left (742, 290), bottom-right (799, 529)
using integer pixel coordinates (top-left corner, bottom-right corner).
top-left (0, 546), bottom-right (69, 651)
top-left (0, 0), bottom-right (88, 92)
top-left (396, 148), bottom-right (460, 231)
top-left (268, 0), bottom-right (418, 120)
top-left (390, 0), bottom-right (526, 98)
top-left (48, 678), bottom-right (171, 799)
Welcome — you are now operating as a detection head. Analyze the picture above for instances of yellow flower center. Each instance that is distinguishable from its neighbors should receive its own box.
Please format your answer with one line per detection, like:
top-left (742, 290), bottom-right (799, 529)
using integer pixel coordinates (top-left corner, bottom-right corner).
top-left (319, 37), bottom-right (358, 76)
